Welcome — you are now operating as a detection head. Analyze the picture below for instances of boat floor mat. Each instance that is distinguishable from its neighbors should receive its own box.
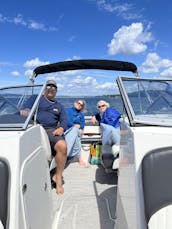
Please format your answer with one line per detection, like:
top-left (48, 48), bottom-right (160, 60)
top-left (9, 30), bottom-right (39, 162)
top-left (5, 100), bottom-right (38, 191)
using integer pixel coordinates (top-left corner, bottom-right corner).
top-left (52, 162), bottom-right (118, 229)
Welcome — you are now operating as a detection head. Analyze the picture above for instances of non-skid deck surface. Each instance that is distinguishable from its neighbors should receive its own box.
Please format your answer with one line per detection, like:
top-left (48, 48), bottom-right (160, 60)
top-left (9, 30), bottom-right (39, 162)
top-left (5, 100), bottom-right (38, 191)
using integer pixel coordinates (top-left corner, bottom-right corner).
top-left (52, 161), bottom-right (118, 229)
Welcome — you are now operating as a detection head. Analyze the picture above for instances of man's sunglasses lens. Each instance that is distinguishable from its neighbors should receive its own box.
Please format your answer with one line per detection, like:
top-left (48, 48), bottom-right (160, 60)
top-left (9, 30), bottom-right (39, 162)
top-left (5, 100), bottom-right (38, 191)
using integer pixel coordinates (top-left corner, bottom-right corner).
top-left (46, 85), bottom-right (57, 90)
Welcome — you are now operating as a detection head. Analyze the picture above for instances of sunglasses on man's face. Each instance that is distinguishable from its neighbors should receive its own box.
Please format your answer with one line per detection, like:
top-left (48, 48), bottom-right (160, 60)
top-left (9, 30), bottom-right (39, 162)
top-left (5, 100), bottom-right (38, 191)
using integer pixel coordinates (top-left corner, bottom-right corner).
top-left (98, 104), bottom-right (106, 108)
top-left (46, 85), bottom-right (57, 91)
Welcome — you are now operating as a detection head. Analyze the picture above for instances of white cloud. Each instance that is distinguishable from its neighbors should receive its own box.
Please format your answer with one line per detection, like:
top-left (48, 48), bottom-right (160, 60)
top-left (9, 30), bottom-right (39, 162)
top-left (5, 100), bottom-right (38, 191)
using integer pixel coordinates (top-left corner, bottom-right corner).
top-left (50, 72), bottom-right (119, 95)
top-left (23, 57), bottom-right (49, 68)
top-left (96, 82), bottom-right (117, 89)
top-left (0, 61), bottom-right (17, 66)
top-left (73, 76), bottom-right (97, 87)
top-left (11, 71), bottom-right (20, 76)
top-left (160, 67), bottom-right (172, 78)
top-left (62, 70), bottom-right (83, 76)
top-left (108, 22), bottom-right (153, 55)
top-left (24, 69), bottom-right (33, 77)
top-left (65, 56), bottom-right (81, 61)
top-left (68, 35), bottom-right (76, 42)
top-left (13, 14), bottom-right (27, 26)
top-left (96, 0), bottom-right (142, 20)
top-left (28, 21), bottom-right (46, 30)
top-left (140, 52), bottom-right (172, 73)
top-left (0, 13), bottom-right (58, 31)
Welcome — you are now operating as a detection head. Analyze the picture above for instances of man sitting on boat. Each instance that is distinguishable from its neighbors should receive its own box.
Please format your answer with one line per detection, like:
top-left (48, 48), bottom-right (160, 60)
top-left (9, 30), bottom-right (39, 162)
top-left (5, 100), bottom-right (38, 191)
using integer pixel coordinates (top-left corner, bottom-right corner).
top-left (20, 80), bottom-right (88, 193)
top-left (36, 80), bottom-right (68, 195)
top-left (91, 100), bottom-right (121, 170)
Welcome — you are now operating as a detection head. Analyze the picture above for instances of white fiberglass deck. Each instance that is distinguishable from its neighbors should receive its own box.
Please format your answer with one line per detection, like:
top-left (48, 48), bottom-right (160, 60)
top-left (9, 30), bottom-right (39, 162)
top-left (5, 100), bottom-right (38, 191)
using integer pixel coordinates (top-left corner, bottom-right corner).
top-left (52, 157), bottom-right (117, 229)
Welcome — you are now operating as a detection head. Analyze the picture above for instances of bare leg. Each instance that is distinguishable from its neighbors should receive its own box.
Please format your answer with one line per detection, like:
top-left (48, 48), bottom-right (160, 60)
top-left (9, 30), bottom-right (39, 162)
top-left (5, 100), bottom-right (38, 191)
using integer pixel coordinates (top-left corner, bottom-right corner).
top-left (53, 139), bottom-right (67, 194)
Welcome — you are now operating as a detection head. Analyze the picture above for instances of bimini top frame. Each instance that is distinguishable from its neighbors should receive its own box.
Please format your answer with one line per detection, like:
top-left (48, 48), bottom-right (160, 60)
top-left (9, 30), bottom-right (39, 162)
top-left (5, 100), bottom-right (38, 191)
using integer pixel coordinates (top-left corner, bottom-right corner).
top-left (31, 59), bottom-right (138, 82)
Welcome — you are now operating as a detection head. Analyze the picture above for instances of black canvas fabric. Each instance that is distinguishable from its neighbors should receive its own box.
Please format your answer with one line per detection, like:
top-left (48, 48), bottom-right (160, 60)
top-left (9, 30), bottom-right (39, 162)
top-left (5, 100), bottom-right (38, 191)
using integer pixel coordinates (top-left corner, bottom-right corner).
top-left (34, 59), bottom-right (137, 76)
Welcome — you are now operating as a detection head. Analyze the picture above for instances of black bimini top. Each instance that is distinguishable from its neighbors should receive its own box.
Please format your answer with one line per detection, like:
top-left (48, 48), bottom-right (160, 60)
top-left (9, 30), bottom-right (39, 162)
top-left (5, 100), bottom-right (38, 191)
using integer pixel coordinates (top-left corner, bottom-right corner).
top-left (33, 59), bottom-right (137, 76)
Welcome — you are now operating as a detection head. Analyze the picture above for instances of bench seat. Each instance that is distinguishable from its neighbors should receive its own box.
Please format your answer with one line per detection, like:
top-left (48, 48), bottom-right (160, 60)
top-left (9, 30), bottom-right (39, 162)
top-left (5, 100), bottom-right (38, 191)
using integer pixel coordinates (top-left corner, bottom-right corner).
top-left (81, 125), bottom-right (102, 143)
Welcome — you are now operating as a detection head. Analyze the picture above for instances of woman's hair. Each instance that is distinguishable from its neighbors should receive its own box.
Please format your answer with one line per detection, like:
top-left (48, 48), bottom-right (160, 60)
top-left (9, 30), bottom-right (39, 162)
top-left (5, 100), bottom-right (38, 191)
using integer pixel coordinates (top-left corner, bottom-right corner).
top-left (74, 99), bottom-right (87, 113)
top-left (97, 100), bottom-right (110, 109)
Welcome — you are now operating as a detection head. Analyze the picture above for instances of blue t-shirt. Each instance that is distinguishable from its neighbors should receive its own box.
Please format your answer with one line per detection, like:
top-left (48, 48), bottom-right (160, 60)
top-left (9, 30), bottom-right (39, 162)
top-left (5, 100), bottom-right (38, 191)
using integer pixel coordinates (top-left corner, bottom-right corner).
top-left (66, 107), bottom-right (85, 130)
top-left (36, 96), bottom-right (67, 130)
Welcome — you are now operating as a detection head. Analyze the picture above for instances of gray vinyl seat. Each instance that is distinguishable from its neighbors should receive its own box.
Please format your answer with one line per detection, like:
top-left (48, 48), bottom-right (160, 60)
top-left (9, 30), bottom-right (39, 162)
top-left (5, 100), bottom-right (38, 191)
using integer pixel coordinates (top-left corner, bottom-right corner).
top-left (0, 160), bottom-right (9, 228)
top-left (142, 147), bottom-right (172, 227)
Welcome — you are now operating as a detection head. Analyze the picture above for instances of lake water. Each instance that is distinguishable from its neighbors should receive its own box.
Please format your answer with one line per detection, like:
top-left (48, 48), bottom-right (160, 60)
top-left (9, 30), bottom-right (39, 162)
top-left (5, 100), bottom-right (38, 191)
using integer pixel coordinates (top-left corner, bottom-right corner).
top-left (57, 96), bottom-right (123, 116)
top-left (4, 94), bottom-right (124, 116)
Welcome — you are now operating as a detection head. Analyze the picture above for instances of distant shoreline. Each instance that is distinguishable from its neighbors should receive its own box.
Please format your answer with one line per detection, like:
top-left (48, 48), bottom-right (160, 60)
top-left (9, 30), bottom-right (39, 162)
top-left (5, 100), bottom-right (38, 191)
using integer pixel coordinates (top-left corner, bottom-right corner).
top-left (57, 94), bottom-right (120, 98)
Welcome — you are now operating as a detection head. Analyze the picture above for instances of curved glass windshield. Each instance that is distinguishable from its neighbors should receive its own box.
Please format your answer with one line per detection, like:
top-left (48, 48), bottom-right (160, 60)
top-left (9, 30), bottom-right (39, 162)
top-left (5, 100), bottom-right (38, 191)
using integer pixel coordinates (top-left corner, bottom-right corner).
top-left (0, 85), bottom-right (43, 129)
top-left (117, 77), bottom-right (172, 126)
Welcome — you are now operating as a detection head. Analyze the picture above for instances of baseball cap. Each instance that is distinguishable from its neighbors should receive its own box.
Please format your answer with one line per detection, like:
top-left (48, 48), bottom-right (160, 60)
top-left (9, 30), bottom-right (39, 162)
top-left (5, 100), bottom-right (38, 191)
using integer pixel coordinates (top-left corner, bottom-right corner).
top-left (46, 80), bottom-right (57, 88)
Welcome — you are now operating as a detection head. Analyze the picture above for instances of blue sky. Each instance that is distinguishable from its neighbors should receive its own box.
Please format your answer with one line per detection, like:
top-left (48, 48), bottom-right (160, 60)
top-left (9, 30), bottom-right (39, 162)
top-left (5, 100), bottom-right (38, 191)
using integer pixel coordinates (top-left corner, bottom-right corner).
top-left (1, 0), bottom-right (172, 95)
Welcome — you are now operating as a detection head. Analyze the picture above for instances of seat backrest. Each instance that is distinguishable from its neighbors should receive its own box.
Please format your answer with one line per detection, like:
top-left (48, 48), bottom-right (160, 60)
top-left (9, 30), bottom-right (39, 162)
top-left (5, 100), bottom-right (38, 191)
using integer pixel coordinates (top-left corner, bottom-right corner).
top-left (82, 125), bottom-right (101, 143)
top-left (39, 125), bottom-right (52, 161)
top-left (142, 147), bottom-right (172, 226)
top-left (84, 125), bottom-right (101, 135)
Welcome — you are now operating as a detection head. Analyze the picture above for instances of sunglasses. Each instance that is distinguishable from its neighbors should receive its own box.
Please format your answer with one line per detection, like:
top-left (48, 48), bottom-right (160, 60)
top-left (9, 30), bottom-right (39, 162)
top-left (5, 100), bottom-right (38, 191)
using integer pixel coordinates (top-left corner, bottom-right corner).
top-left (98, 104), bottom-right (106, 108)
top-left (46, 85), bottom-right (57, 90)
top-left (77, 101), bottom-right (84, 107)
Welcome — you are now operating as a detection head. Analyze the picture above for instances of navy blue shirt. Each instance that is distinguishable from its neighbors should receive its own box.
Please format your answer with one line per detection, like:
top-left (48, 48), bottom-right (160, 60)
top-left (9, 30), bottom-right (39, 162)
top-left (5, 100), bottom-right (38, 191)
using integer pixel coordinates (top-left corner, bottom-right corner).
top-left (36, 96), bottom-right (68, 130)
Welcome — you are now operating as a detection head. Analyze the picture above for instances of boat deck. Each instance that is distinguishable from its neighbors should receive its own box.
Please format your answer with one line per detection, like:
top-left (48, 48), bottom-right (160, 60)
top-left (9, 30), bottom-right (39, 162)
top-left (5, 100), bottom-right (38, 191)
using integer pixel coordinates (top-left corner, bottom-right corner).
top-left (51, 151), bottom-right (118, 229)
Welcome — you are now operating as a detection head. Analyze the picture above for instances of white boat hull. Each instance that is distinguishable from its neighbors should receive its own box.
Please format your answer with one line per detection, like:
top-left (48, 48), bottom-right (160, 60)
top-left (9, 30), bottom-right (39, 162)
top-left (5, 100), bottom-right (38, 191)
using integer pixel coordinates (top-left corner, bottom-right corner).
top-left (115, 121), bottom-right (172, 229)
top-left (0, 125), bottom-right (58, 229)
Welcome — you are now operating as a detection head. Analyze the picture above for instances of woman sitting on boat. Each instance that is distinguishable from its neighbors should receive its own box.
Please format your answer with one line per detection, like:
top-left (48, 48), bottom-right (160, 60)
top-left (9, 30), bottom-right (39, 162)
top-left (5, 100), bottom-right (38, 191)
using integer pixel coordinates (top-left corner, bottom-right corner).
top-left (91, 100), bottom-right (121, 169)
top-left (65, 99), bottom-right (86, 166)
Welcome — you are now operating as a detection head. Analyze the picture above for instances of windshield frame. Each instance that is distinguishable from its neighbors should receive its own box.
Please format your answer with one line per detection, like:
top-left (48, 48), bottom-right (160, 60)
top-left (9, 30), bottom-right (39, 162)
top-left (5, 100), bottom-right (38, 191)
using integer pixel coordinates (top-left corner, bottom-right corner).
top-left (117, 76), bottom-right (172, 127)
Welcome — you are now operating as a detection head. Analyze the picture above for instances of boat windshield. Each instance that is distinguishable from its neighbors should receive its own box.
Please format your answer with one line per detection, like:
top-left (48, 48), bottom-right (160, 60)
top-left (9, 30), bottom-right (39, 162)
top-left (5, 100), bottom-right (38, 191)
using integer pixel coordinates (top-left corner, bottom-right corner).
top-left (117, 77), bottom-right (172, 127)
top-left (0, 85), bottom-right (43, 130)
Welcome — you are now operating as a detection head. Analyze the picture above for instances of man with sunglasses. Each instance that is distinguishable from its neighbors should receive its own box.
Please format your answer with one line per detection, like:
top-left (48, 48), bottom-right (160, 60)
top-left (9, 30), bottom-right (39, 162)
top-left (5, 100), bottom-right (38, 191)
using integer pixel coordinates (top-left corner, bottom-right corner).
top-left (91, 100), bottom-right (121, 171)
top-left (36, 80), bottom-right (68, 195)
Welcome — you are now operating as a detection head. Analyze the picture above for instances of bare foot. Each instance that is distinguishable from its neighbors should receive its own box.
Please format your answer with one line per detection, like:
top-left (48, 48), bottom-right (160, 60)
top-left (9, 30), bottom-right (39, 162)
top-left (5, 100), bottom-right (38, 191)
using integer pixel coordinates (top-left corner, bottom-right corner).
top-left (78, 157), bottom-right (86, 166)
top-left (52, 175), bottom-right (64, 195)
top-left (56, 184), bottom-right (64, 195)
